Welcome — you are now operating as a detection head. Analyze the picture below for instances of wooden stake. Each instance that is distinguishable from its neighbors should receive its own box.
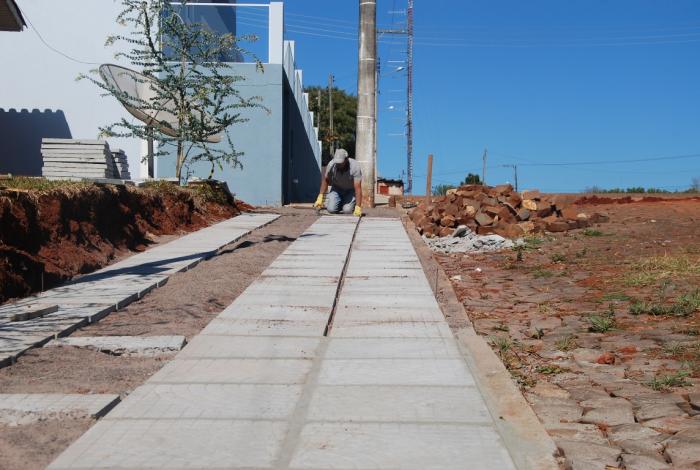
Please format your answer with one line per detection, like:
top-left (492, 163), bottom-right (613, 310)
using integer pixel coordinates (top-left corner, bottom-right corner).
top-left (425, 154), bottom-right (433, 207)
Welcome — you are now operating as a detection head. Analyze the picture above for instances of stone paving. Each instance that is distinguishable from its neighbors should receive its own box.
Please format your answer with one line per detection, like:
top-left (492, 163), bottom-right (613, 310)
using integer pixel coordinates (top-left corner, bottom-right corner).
top-left (49, 217), bottom-right (517, 469)
top-left (0, 394), bottom-right (120, 426)
top-left (0, 213), bottom-right (279, 368)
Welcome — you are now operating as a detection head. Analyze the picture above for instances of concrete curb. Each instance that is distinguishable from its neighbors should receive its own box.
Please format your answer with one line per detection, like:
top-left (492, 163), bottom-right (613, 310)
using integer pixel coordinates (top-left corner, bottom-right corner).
top-left (403, 215), bottom-right (561, 470)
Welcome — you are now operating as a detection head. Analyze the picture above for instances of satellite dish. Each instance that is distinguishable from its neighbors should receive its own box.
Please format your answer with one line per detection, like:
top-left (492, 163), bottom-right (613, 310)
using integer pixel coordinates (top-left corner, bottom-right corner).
top-left (99, 64), bottom-right (222, 144)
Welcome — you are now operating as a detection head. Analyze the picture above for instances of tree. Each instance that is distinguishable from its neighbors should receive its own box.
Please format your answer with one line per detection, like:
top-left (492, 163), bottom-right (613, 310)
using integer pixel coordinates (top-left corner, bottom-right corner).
top-left (82, 0), bottom-right (266, 183)
top-left (462, 173), bottom-right (482, 185)
top-left (305, 85), bottom-right (357, 165)
top-left (433, 184), bottom-right (456, 196)
top-left (691, 177), bottom-right (700, 193)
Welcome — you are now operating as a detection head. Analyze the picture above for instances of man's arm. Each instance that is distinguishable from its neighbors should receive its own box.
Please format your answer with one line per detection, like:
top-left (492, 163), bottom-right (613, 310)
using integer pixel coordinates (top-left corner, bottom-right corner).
top-left (314, 167), bottom-right (331, 208)
top-left (354, 179), bottom-right (363, 208)
top-left (319, 172), bottom-right (329, 195)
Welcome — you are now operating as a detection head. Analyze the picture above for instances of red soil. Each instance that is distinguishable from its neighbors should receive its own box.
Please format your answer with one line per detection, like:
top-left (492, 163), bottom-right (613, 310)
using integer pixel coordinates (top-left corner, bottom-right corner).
top-left (0, 184), bottom-right (244, 303)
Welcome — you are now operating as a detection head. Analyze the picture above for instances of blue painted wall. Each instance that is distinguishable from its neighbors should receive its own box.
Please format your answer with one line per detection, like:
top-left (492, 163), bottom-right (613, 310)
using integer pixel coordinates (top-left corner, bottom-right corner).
top-left (157, 62), bottom-right (321, 206)
top-left (156, 63), bottom-right (285, 206)
top-left (282, 78), bottom-right (321, 204)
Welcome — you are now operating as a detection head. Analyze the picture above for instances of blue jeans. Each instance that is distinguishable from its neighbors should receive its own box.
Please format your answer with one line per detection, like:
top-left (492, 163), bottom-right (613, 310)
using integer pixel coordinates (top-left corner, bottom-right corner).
top-left (326, 188), bottom-right (356, 214)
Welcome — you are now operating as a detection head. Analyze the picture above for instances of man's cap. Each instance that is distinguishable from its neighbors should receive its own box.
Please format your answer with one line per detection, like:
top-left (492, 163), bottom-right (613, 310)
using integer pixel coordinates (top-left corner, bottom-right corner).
top-left (332, 148), bottom-right (349, 164)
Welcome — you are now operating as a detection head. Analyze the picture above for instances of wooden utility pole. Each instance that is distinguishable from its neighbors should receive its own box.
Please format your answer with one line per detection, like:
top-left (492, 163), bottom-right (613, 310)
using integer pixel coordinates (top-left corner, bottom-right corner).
top-left (328, 74), bottom-right (335, 154)
top-left (356, 0), bottom-right (377, 207)
top-left (425, 154), bottom-right (433, 207)
top-left (482, 147), bottom-right (488, 186)
top-left (316, 90), bottom-right (321, 128)
top-left (501, 164), bottom-right (519, 191)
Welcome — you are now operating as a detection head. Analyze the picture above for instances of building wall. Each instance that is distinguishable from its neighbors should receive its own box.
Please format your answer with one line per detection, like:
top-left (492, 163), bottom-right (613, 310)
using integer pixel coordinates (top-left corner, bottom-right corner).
top-left (156, 64), bottom-right (286, 206)
top-left (0, 0), bottom-right (145, 177)
top-left (0, 108), bottom-right (72, 175)
top-left (282, 75), bottom-right (321, 204)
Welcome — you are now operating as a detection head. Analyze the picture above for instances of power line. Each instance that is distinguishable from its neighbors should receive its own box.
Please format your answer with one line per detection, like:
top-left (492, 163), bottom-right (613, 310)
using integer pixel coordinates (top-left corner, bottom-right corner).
top-left (514, 153), bottom-right (700, 167)
top-left (17, 5), bottom-right (100, 65)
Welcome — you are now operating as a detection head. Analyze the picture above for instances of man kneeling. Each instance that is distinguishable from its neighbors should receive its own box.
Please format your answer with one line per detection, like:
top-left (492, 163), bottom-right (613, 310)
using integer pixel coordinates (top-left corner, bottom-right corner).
top-left (314, 148), bottom-right (362, 216)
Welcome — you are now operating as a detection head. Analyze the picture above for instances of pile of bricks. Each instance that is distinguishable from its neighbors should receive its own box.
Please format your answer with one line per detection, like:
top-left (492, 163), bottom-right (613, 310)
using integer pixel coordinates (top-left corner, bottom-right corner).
top-left (409, 184), bottom-right (608, 238)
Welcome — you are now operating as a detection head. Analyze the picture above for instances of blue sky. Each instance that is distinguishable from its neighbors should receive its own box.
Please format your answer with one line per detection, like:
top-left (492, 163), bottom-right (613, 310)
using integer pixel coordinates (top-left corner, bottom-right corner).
top-left (241, 0), bottom-right (700, 194)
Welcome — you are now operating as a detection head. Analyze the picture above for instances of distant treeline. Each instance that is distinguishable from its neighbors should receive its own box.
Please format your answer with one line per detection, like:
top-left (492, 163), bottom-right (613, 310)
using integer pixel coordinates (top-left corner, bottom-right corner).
top-left (584, 186), bottom-right (699, 194)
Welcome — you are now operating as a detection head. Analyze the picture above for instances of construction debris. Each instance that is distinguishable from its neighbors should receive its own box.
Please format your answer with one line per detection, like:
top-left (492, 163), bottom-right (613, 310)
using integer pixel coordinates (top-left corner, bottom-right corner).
top-left (409, 184), bottom-right (609, 238)
top-left (424, 225), bottom-right (515, 253)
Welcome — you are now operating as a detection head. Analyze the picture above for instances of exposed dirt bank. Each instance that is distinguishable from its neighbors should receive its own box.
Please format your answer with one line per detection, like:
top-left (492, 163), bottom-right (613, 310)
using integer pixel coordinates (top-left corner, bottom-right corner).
top-left (0, 179), bottom-right (246, 303)
top-left (0, 209), bottom-right (316, 470)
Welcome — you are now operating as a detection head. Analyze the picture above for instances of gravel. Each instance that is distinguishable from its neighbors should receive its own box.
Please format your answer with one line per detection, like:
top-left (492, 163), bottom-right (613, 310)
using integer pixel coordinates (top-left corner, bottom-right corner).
top-left (423, 225), bottom-right (516, 253)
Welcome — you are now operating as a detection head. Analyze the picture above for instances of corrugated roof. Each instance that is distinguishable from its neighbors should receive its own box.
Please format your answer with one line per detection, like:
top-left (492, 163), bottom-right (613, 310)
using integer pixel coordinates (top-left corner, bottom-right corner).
top-left (0, 0), bottom-right (25, 32)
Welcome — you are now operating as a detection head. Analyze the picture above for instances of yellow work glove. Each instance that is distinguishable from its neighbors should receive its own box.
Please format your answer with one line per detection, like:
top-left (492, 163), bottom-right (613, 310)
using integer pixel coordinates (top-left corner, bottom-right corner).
top-left (313, 193), bottom-right (324, 209)
top-left (353, 205), bottom-right (362, 217)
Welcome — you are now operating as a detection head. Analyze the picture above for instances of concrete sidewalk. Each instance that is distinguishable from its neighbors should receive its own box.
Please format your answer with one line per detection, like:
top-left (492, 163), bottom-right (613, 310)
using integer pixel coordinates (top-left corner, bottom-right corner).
top-left (49, 217), bottom-right (517, 469)
top-left (0, 213), bottom-right (279, 368)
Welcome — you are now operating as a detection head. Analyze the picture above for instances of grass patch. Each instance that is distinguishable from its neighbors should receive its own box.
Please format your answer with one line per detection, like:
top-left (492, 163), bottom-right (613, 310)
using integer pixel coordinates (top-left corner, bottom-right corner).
top-left (522, 236), bottom-right (545, 251)
top-left (511, 370), bottom-right (537, 388)
top-left (629, 290), bottom-right (700, 317)
top-left (663, 343), bottom-right (688, 356)
top-left (491, 336), bottom-right (513, 354)
top-left (602, 292), bottom-right (632, 302)
top-left (536, 365), bottom-right (568, 375)
top-left (532, 269), bottom-right (554, 279)
top-left (624, 255), bottom-right (700, 287)
top-left (555, 335), bottom-right (579, 351)
top-left (551, 253), bottom-right (566, 263)
top-left (624, 272), bottom-right (661, 287)
top-left (588, 314), bottom-right (615, 333)
top-left (530, 327), bottom-right (545, 339)
top-left (0, 176), bottom-right (92, 192)
top-left (582, 228), bottom-right (604, 237)
top-left (646, 370), bottom-right (692, 391)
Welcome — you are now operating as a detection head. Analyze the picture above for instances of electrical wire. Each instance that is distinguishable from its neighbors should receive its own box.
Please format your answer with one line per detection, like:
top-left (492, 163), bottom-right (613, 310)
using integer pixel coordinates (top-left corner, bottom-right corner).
top-left (17, 4), bottom-right (101, 65)
top-left (513, 153), bottom-right (700, 167)
top-left (236, 8), bottom-right (700, 48)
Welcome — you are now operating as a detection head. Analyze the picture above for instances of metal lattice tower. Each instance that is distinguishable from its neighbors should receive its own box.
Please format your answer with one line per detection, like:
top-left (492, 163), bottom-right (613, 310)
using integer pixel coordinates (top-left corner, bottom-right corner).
top-left (378, 0), bottom-right (414, 193)
top-left (405, 0), bottom-right (414, 193)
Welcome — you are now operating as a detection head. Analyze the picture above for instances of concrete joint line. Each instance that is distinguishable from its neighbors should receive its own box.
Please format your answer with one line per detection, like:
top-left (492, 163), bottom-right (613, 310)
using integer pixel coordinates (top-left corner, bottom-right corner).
top-left (273, 217), bottom-right (360, 469)
top-left (273, 337), bottom-right (330, 469)
top-left (324, 218), bottom-right (362, 337)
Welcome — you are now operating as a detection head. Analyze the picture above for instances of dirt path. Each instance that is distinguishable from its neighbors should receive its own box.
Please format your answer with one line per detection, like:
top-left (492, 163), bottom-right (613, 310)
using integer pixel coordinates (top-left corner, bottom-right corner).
top-left (434, 200), bottom-right (700, 468)
top-left (0, 209), bottom-right (316, 470)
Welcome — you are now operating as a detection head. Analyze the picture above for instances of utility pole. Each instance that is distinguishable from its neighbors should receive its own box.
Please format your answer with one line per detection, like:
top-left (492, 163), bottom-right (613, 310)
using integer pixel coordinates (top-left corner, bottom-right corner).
top-left (406, 0), bottom-right (414, 193)
top-left (482, 147), bottom-right (488, 186)
top-left (356, 0), bottom-right (377, 207)
top-left (500, 164), bottom-right (519, 192)
top-left (425, 154), bottom-right (433, 207)
top-left (316, 90), bottom-right (321, 128)
top-left (328, 74), bottom-right (335, 155)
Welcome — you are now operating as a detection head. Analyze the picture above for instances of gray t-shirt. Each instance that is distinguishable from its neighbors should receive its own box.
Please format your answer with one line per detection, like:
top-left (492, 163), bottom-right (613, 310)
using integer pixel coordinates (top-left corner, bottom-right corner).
top-left (325, 158), bottom-right (362, 191)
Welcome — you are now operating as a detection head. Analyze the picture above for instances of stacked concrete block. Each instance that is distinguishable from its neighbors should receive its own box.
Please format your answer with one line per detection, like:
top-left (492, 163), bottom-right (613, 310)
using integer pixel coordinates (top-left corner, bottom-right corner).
top-left (111, 149), bottom-right (131, 180)
top-left (41, 139), bottom-right (122, 180)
